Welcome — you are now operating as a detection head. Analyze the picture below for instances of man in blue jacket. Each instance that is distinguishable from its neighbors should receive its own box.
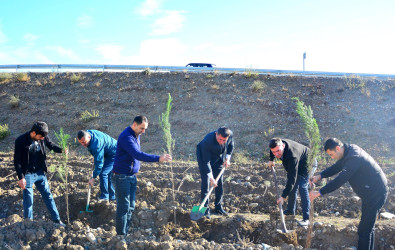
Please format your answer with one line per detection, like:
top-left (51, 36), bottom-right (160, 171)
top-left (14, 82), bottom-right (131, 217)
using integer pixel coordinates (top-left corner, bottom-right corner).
top-left (310, 138), bottom-right (388, 250)
top-left (267, 138), bottom-right (311, 227)
top-left (112, 115), bottom-right (172, 235)
top-left (197, 127), bottom-right (234, 218)
top-left (14, 121), bottom-right (66, 225)
top-left (77, 130), bottom-right (117, 201)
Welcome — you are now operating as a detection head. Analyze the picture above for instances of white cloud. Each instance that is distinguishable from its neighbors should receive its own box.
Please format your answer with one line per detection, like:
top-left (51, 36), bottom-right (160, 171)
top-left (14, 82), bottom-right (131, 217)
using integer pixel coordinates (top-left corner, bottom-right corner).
top-left (151, 11), bottom-right (185, 35)
top-left (95, 45), bottom-right (124, 63)
top-left (77, 15), bottom-right (93, 28)
top-left (24, 33), bottom-right (39, 42)
top-left (46, 46), bottom-right (79, 60)
top-left (93, 39), bottom-right (188, 65)
top-left (136, 0), bottom-right (163, 16)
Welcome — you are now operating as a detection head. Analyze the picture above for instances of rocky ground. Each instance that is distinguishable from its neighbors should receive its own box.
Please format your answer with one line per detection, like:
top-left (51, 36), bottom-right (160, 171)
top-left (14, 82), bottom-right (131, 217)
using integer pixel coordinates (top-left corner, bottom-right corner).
top-left (0, 71), bottom-right (394, 249)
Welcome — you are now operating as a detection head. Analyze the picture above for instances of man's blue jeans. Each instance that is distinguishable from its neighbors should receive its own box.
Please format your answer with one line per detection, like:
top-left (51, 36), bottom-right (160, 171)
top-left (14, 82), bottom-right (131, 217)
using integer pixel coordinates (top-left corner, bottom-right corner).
top-left (23, 171), bottom-right (60, 221)
top-left (99, 156), bottom-right (116, 200)
top-left (113, 173), bottom-right (137, 235)
top-left (286, 175), bottom-right (310, 220)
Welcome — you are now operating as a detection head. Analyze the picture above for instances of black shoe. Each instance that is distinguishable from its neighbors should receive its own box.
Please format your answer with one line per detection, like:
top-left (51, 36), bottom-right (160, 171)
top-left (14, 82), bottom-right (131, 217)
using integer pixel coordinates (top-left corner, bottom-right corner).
top-left (214, 206), bottom-right (229, 216)
top-left (283, 209), bottom-right (295, 216)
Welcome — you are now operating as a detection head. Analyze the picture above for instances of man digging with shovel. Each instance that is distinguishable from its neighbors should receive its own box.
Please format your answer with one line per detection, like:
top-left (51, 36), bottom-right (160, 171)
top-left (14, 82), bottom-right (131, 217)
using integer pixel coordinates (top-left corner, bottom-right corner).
top-left (77, 130), bottom-right (117, 201)
top-left (193, 127), bottom-right (234, 219)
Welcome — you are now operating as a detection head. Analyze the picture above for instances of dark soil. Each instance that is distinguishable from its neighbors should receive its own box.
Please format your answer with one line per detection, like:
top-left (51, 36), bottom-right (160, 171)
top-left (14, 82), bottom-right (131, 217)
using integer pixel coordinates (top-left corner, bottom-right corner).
top-left (0, 72), bottom-right (394, 249)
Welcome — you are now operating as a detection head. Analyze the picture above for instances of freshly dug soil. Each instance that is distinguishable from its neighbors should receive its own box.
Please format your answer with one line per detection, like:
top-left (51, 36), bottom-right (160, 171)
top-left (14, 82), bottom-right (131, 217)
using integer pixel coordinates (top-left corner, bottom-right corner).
top-left (0, 72), bottom-right (394, 249)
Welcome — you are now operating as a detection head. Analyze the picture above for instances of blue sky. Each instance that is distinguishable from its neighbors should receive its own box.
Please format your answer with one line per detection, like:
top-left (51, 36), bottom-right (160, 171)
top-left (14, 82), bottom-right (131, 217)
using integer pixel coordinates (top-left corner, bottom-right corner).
top-left (0, 0), bottom-right (394, 74)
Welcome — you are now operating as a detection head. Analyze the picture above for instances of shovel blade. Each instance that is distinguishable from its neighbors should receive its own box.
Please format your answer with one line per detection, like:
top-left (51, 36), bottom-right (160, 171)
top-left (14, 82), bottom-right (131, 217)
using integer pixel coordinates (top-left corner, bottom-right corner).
top-left (190, 206), bottom-right (207, 221)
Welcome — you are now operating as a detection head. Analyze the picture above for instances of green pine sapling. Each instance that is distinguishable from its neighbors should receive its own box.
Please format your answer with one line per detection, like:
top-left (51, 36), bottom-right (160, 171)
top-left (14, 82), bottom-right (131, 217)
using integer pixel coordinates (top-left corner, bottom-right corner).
top-left (54, 128), bottom-right (70, 224)
top-left (292, 97), bottom-right (322, 248)
top-left (159, 93), bottom-right (177, 224)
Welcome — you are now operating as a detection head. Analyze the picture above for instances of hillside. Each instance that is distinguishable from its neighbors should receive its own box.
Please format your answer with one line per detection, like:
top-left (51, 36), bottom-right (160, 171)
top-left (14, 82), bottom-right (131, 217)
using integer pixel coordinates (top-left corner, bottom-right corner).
top-left (0, 71), bottom-right (394, 160)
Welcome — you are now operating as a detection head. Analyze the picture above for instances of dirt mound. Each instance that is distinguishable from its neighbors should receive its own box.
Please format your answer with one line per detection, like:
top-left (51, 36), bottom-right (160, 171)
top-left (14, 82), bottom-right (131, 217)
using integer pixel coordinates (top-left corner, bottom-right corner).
top-left (0, 72), bottom-right (394, 248)
top-left (1, 152), bottom-right (394, 249)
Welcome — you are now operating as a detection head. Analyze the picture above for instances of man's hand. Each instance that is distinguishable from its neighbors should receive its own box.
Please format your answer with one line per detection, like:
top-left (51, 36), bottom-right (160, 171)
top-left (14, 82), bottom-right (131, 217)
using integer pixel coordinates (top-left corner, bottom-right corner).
top-left (311, 175), bottom-right (321, 184)
top-left (88, 178), bottom-right (95, 187)
top-left (159, 154), bottom-right (172, 162)
top-left (309, 191), bottom-right (321, 201)
top-left (209, 177), bottom-right (218, 187)
top-left (277, 196), bottom-right (284, 205)
top-left (224, 159), bottom-right (231, 168)
top-left (267, 161), bottom-right (274, 169)
top-left (64, 147), bottom-right (69, 155)
top-left (18, 178), bottom-right (26, 190)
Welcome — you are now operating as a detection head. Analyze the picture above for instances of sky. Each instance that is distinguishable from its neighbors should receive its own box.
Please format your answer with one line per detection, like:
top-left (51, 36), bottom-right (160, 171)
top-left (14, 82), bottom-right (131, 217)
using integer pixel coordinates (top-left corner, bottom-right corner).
top-left (0, 0), bottom-right (394, 74)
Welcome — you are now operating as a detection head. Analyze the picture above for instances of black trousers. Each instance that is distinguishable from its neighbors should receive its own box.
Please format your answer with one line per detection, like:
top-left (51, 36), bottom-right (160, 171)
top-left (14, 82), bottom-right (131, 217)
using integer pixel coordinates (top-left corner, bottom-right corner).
top-left (358, 188), bottom-right (388, 250)
top-left (199, 164), bottom-right (224, 209)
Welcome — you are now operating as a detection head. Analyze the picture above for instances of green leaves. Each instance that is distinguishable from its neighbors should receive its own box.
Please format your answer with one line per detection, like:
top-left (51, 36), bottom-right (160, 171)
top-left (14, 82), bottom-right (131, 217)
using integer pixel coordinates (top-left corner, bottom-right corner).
top-left (159, 93), bottom-right (175, 155)
top-left (292, 97), bottom-right (322, 173)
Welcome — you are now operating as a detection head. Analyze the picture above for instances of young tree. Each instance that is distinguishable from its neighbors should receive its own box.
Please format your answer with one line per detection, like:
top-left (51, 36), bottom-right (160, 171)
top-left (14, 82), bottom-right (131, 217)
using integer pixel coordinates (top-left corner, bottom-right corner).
top-left (54, 128), bottom-right (70, 224)
top-left (159, 93), bottom-right (176, 224)
top-left (292, 97), bottom-right (322, 248)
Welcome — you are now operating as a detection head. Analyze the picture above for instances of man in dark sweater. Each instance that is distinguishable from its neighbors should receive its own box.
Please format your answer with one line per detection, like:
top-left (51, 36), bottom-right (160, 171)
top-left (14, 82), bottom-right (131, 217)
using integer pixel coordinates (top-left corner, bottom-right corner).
top-left (310, 138), bottom-right (388, 250)
top-left (267, 138), bottom-right (310, 226)
top-left (197, 127), bottom-right (234, 218)
top-left (14, 121), bottom-right (67, 225)
top-left (112, 115), bottom-right (172, 235)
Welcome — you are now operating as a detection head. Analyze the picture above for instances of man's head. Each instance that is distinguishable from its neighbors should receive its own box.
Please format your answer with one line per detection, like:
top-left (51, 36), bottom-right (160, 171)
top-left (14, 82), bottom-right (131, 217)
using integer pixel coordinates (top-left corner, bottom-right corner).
top-left (324, 138), bottom-right (344, 160)
top-left (77, 130), bottom-right (91, 147)
top-left (131, 115), bottom-right (148, 136)
top-left (269, 137), bottom-right (285, 159)
top-left (215, 127), bottom-right (232, 145)
top-left (30, 121), bottom-right (48, 141)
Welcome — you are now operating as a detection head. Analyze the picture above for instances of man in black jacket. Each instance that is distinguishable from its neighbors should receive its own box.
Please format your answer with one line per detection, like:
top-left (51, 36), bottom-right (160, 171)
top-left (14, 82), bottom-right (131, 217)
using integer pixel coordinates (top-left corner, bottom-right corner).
top-left (14, 121), bottom-right (67, 225)
top-left (310, 138), bottom-right (388, 250)
top-left (267, 138), bottom-right (310, 226)
top-left (197, 127), bottom-right (234, 218)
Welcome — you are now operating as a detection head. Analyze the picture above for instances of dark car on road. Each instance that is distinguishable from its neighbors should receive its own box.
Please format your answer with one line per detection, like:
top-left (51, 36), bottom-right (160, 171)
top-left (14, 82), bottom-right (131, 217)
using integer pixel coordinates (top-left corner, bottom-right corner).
top-left (185, 63), bottom-right (216, 68)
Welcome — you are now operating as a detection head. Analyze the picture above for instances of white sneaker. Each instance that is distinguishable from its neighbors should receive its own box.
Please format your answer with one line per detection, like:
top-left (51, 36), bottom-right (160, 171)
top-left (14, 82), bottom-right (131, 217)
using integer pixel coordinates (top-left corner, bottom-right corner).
top-left (297, 219), bottom-right (310, 227)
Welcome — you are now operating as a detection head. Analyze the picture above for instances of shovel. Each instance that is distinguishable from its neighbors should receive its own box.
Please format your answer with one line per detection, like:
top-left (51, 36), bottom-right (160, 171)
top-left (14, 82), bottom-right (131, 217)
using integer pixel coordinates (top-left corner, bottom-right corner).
top-left (190, 167), bottom-right (226, 221)
top-left (80, 185), bottom-right (93, 213)
top-left (271, 165), bottom-right (287, 233)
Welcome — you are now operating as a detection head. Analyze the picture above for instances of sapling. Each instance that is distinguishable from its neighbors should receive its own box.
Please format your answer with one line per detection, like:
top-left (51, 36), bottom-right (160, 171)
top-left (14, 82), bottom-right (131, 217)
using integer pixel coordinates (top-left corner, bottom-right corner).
top-left (292, 97), bottom-right (322, 248)
top-left (159, 93), bottom-right (177, 224)
top-left (54, 128), bottom-right (70, 224)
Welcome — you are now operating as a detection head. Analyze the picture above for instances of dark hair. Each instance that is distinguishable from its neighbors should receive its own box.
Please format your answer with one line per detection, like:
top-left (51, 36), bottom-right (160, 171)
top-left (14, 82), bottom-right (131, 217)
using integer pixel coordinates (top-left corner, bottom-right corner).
top-left (269, 137), bottom-right (283, 149)
top-left (30, 121), bottom-right (48, 137)
top-left (216, 127), bottom-right (232, 138)
top-left (324, 138), bottom-right (344, 151)
top-left (77, 130), bottom-right (89, 140)
top-left (133, 115), bottom-right (148, 125)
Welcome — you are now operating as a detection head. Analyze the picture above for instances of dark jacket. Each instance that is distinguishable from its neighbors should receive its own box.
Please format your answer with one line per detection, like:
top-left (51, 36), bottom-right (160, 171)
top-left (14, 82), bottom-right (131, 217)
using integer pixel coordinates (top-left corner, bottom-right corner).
top-left (14, 132), bottom-right (63, 180)
top-left (196, 131), bottom-right (234, 174)
top-left (270, 139), bottom-right (309, 198)
top-left (320, 144), bottom-right (388, 200)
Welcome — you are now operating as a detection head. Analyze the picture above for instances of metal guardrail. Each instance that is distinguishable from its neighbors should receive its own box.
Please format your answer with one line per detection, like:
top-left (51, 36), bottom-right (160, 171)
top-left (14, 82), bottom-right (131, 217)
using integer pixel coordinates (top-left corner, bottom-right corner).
top-left (0, 64), bottom-right (394, 79)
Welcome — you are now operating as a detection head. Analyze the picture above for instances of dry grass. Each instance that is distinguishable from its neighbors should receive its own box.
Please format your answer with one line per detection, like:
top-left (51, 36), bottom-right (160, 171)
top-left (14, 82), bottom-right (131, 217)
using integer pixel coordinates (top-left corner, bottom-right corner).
top-left (9, 95), bottom-right (20, 107)
top-left (250, 80), bottom-right (266, 92)
top-left (16, 73), bottom-right (30, 82)
top-left (0, 124), bottom-right (10, 140)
